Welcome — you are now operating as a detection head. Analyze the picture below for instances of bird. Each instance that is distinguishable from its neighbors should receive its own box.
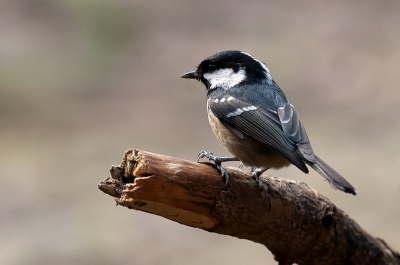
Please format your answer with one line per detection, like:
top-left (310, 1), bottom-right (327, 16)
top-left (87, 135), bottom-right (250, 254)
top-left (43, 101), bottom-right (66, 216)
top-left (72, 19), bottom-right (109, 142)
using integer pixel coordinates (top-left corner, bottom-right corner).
top-left (181, 50), bottom-right (356, 195)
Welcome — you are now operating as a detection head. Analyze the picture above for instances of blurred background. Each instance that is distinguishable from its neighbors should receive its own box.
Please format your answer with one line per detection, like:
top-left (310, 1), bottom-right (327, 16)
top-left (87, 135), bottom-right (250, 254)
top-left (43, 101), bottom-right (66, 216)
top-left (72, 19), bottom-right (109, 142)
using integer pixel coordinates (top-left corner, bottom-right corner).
top-left (1, 0), bottom-right (399, 264)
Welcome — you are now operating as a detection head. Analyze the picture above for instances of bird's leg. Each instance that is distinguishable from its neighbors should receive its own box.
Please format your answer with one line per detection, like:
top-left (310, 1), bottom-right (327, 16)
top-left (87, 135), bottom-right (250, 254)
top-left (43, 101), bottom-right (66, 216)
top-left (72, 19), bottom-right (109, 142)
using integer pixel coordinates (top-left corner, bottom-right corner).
top-left (250, 167), bottom-right (267, 189)
top-left (197, 150), bottom-right (239, 186)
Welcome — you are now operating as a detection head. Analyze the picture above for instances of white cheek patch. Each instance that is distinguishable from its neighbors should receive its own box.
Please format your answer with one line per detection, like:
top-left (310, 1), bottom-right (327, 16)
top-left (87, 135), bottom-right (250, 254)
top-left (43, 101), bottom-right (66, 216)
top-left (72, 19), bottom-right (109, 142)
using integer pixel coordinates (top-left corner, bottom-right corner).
top-left (203, 68), bottom-right (246, 90)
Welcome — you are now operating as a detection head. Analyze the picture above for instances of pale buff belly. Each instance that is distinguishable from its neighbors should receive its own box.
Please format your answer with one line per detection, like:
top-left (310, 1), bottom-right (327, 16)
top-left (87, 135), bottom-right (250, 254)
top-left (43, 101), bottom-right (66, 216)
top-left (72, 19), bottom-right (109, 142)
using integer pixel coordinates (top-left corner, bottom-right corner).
top-left (208, 110), bottom-right (291, 170)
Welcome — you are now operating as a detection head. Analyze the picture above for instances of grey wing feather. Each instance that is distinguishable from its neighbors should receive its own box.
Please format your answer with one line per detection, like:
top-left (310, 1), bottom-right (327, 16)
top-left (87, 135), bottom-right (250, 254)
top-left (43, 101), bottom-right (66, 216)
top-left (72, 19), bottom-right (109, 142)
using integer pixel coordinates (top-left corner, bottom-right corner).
top-left (277, 103), bottom-right (316, 162)
top-left (209, 97), bottom-right (309, 173)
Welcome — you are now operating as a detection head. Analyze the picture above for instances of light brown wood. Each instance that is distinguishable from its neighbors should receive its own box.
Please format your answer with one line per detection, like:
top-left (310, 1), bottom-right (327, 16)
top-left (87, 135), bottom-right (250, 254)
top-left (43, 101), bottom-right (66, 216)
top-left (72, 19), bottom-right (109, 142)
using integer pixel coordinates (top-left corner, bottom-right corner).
top-left (98, 149), bottom-right (400, 265)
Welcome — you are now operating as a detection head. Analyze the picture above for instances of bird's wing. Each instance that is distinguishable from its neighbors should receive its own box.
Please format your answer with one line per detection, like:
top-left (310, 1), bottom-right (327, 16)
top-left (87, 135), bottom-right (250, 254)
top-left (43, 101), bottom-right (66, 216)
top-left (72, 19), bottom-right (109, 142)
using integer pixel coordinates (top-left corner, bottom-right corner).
top-left (276, 103), bottom-right (316, 162)
top-left (208, 96), bottom-right (311, 173)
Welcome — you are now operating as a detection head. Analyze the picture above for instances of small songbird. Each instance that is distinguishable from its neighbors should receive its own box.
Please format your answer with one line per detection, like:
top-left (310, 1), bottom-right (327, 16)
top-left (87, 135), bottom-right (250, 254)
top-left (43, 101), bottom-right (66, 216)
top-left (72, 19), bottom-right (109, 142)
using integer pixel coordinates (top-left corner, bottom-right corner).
top-left (181, 50), bottom-right (356, 195)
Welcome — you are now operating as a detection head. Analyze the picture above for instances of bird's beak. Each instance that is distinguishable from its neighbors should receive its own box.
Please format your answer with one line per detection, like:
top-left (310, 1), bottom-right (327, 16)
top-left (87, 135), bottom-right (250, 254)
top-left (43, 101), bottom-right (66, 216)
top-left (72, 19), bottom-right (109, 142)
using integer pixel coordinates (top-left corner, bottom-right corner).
top-left (181, 71), bottom-right (199, 79)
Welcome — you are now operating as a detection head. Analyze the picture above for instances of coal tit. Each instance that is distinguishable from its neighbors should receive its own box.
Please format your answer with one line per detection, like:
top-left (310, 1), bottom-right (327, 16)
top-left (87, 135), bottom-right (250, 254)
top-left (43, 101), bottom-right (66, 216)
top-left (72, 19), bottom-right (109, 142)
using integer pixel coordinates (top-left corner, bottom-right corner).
top-left (181, 50), bottom-right (356, 195)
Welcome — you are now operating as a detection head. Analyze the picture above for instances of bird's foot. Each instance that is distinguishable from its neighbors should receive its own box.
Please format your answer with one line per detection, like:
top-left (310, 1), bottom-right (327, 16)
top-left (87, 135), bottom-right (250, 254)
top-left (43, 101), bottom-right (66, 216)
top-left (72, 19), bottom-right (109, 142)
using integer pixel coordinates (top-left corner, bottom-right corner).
top-left (250, 167), bottom-right (267, 190)
top-left (197, 150), bottom-right (239, 186)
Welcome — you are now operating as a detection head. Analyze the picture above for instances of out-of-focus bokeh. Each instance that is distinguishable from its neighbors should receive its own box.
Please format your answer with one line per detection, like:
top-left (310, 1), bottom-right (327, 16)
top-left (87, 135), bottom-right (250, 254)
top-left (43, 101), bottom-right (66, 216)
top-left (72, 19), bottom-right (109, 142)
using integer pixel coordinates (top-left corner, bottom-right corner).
top-left (1, 0), bottom-right (399, 264)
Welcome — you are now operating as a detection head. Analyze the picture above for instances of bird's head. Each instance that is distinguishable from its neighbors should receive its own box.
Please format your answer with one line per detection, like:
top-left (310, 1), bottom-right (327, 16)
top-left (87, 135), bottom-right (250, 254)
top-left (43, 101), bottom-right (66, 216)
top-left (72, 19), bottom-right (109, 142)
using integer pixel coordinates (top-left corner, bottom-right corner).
top-left (181, 50), bottom-right (273, 90)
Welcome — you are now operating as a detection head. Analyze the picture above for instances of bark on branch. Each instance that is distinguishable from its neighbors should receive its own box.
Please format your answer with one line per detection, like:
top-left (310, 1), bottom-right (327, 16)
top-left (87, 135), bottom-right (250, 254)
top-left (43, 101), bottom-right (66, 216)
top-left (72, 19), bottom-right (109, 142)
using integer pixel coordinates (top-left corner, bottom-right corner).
top-left (98, 149), bottom-right (399, 265)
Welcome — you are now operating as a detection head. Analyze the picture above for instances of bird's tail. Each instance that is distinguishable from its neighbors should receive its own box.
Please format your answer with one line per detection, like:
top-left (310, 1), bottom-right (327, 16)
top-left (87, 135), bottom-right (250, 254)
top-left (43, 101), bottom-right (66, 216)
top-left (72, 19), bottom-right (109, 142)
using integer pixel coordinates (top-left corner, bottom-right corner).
top-left (308, 155), bottom-right (356, 195)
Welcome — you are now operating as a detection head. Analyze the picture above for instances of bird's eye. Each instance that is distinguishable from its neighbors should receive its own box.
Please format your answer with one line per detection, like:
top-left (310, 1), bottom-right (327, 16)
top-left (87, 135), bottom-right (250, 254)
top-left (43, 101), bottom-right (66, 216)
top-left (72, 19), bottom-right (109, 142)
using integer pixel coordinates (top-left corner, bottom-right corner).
top-left (208, 64), bottom-right (216, 72)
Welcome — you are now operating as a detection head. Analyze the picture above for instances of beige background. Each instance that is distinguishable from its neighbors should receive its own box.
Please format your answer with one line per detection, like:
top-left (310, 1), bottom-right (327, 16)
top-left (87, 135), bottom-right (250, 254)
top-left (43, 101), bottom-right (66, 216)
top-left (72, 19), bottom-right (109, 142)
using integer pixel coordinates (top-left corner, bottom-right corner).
top-left (1, 1), bottom-right (399, 264)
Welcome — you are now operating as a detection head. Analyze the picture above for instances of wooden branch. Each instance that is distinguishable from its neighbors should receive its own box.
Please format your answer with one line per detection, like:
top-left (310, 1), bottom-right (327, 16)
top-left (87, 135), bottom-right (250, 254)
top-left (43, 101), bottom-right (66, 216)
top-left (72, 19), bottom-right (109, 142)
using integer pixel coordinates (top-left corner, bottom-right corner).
top-left (98, 149), bottom-right (400, 265)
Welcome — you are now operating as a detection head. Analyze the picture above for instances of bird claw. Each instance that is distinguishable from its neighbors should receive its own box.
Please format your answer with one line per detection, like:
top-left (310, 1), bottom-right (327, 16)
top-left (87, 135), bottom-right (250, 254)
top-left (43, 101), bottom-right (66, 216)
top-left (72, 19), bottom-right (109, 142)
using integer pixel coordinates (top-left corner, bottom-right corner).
top-left (197, 150), bottom-right (238, 186)
top-left (197, 150), bottom-right (211, 162)
top-left (216, 164), bottom-right (230, 186)
top-left (251, 167), bottom-right (267, 190)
